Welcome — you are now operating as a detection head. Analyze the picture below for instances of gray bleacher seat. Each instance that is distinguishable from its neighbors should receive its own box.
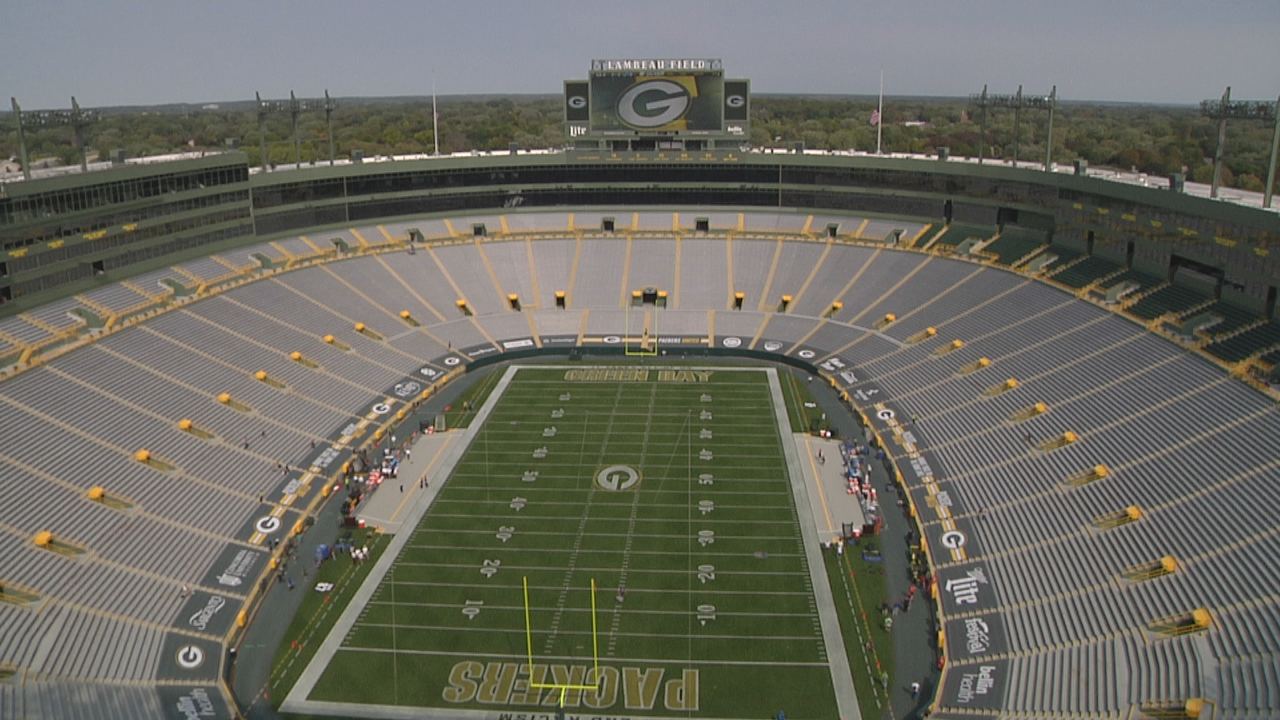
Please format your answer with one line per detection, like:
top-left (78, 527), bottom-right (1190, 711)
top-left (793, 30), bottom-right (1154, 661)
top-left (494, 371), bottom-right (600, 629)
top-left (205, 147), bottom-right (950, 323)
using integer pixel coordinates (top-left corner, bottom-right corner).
top-left (677, 238), bottom-right (730, 311)
top-left (569, 239), bottom-right (628, 308)
top-left (529, 238), bottom-right (578, 309)
top-left (624, 238), bottom-right (678, 297)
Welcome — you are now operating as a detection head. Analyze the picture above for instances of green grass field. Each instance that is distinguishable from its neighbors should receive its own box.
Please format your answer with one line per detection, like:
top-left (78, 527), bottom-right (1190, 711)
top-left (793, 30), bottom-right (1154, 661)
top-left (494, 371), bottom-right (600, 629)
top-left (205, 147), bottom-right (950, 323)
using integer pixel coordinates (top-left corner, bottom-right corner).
top-left (301, 365), bottom-right (845, 718)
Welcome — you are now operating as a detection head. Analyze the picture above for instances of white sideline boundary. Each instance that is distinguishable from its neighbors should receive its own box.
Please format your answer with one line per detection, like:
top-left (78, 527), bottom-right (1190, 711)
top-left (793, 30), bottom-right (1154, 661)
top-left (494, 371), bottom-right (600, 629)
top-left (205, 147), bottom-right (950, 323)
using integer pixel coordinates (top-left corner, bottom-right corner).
top-left (281, 364), bottom-right (519, 715)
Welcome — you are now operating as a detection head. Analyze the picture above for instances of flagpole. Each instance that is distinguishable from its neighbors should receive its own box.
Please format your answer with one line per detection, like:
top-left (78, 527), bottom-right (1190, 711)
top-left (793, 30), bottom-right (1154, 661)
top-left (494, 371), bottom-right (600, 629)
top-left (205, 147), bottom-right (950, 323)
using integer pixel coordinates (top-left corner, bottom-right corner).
top-left (432, 71), bottom-right (440, 157)
top-left (876, 67), bottom-right (884, 155)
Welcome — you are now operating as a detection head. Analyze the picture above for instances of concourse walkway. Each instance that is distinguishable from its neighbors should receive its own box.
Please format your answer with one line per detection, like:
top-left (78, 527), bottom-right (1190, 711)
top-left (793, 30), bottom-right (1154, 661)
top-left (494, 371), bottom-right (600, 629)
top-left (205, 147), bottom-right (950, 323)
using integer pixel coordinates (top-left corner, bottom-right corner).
top-left (787, 366), bottom-right (942, 720)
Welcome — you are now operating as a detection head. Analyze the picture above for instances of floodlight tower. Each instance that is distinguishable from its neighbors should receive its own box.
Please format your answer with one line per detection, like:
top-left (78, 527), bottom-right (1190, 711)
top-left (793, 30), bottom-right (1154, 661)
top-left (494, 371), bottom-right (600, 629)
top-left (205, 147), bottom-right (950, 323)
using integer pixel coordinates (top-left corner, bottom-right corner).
top-left (64, 97), bottom-right (99, 172)
top-left (11, 98), bottom-right (32, 180)
top-left (323, 90), bottom-right (338, 165)
top-left (1012, 86), bottom-right (1023, 164)
top-left (9, 96), bottom-right (101, 178)
top-left (1200, 87), bottom-right (1280, 207)
top-left (969, 85), bottom-right (1057, 169)
top-left (289, 91), bottom-right (303, 168)
top-left (254, 91), bottom-right (337, 169)
top-left (1043, 87), bottom-right (1058, 171)
top-left (973, 85), bottom-right (989, 164)
top-left (255, 92), bottom-right (286, 171)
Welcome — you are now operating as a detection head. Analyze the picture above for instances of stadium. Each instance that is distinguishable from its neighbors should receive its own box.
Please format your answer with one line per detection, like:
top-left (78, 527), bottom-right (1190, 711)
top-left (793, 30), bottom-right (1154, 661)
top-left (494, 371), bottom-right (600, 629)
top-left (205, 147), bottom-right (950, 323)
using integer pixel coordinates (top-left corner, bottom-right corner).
top-left (2, 57), bottom-right (1279, 720)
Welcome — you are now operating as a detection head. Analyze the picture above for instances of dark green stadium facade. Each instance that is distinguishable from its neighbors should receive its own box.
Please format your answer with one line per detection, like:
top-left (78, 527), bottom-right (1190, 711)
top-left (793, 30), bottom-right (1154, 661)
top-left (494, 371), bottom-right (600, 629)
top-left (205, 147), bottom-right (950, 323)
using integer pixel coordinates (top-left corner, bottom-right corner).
top-left (4, 151), bottom-right (1277, 318)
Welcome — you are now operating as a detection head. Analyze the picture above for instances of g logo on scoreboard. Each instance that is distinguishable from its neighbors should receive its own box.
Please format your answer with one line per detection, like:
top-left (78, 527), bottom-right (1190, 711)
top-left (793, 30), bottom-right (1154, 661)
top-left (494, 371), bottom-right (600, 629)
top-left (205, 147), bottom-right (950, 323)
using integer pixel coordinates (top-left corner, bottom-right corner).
top-left (724, 80), bottom-right (750, 121)
top-left (617, 79), bottom-right (692, 129)
top-left (564, 80), bottom-right (590, 122)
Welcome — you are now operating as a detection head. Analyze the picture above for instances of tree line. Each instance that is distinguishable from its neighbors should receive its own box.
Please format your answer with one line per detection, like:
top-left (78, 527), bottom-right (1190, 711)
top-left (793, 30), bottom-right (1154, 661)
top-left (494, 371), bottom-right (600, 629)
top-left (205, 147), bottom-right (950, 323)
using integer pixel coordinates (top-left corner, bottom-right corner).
top-left (2, 95), bottom-right (1275, 192)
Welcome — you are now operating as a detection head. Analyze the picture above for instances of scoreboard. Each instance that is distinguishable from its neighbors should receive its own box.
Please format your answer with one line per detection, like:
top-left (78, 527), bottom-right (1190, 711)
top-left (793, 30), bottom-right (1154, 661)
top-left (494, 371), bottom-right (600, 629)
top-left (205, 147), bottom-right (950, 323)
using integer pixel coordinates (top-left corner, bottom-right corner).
top-left (565, 59), bottom-right (749, 146)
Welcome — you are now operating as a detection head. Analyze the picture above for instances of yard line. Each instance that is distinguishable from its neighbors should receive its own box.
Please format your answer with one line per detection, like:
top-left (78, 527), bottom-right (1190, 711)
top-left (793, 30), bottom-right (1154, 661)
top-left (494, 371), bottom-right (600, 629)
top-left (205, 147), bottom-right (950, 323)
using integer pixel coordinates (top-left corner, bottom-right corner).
top-left (422, 503), bottom-right (795, 516)
top-left (353, 623), bottom-right (824, 643)
top-left (368, 598), bottom-right (819, 614)
top-left (400, 547), bottom-right (808, 560)
top-left (374, 581), bottom-right (815, 594)
top-left (407, 523), bottom-right (800, 535)
top-left (331, 646), bottom-right (832, 667)
top-left (444, 477), bottom-right (789, 488)
top-left (423, 506), bottom-right (798, 517)
top-left (406, 527), bottom-right (802, 539)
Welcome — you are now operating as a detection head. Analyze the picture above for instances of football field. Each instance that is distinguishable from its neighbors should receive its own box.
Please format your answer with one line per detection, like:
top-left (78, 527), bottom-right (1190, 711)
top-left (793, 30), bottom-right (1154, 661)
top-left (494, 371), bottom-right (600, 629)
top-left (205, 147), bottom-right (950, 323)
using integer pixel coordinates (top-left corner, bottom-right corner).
top-left (285, 365), bottom-right (854, 719)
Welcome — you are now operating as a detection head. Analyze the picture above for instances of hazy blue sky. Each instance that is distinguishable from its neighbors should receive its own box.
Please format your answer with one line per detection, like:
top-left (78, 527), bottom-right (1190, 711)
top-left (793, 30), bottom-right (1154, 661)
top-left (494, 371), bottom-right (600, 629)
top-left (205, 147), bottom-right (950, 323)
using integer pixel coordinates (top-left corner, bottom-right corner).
top-left (5, 0), bottom-right (1277, 109)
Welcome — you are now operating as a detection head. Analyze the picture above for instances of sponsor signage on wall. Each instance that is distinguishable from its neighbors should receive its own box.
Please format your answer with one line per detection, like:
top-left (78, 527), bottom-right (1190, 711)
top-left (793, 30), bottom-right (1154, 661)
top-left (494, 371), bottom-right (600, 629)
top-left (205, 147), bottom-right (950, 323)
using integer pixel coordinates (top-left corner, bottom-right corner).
top-left (940, 659), bottom-right (1009, 710)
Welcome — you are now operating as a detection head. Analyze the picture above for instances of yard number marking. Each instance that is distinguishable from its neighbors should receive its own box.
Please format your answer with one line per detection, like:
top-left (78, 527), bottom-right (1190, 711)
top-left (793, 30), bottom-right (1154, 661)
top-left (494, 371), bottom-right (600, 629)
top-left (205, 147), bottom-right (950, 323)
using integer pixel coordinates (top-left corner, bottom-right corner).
top-left (462, 600), bottom-right (483, 619)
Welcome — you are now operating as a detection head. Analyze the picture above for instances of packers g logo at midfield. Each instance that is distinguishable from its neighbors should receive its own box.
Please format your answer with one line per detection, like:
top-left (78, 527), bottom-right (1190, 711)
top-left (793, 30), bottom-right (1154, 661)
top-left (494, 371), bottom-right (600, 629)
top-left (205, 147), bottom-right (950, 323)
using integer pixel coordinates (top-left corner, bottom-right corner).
top-left (616, 79), bottom-right (692, 129)
top-left (595, 464), bottom-right (641, 491)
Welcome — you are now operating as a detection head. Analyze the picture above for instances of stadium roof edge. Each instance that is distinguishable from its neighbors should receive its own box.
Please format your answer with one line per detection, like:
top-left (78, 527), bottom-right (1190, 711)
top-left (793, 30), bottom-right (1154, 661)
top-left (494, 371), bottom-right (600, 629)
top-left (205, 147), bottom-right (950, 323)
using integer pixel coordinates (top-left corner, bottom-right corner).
top-left (3, 147), bottom-right (1277, 233)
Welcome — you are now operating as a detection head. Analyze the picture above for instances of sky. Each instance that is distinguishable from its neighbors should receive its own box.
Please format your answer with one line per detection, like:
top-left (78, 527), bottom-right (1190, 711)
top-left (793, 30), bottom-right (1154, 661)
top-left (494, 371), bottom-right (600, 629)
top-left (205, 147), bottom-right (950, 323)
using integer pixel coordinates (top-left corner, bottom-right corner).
top-left (4, 0), bottom-right (1277, 109)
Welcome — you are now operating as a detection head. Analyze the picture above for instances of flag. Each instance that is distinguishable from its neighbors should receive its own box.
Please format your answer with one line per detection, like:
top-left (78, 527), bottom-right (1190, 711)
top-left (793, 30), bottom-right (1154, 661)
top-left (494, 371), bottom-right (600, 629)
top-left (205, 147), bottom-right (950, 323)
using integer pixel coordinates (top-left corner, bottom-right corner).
top-left (870, 109), bottom-right (881, 126)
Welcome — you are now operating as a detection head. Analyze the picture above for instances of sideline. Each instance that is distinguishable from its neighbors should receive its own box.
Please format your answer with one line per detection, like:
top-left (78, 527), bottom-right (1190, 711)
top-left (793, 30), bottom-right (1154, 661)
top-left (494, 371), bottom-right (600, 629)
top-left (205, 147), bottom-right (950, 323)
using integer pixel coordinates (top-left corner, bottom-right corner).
top-left (279, 364), bottom-right (518, 714)
top-left (769, 368), bottom-right (863, 720)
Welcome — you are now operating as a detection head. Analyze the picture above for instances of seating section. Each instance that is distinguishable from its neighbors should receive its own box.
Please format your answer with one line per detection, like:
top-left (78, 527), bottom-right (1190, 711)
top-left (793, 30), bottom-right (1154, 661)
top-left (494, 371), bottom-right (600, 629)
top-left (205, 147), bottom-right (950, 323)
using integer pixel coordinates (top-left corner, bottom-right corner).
top-left (927, 223), bottom-right (992, 251)
top-left (79, 283), bottom-right (152, 313)
top-left (1089, 267), bottom-right (1163, 304)
top-left (1049, 255), bottom-right (1123, 289)
top-left (846, 264), bottom-right (1279, 715)
top-left (1194, 300), bottom-right (1264, 338)
top-left (1128, 283), bottom-right (1211, 320)
top-left (1036, 244), bottom-right (1084, 272)
top-left (0, 209), bottom-right (1277, 719)
top-left (1206, 320), bottom-right (1280, 362)
top-left (982, 230), bottom-right (1047, 266)
top-left (0, 314), bottom-right (54, 346)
